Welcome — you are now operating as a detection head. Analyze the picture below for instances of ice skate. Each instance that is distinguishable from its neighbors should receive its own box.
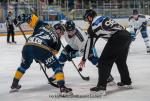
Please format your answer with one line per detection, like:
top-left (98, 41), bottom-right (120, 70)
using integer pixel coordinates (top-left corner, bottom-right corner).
top-left (90, 86), bottom-right (106, 96)
top-left (12, 41), bottom-right (17, 44)
top-left (117, 82), bottom-right (133, 89)
top-left (107, 75), bottom-right (116, 86)
top-left (10, 84), bottom-right (21, 93)
top-left (10, 79), bottom-right (21, 93)
top-left (146, 46), bottom-right (150, 53)
top-left (59, 86), bottom-right (73, 97)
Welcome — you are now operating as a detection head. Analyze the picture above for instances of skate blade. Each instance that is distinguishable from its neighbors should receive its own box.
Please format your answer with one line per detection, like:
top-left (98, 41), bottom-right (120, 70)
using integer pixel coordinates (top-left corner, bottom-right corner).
top-left (60, 91), bottom-right (73, 97)
top-left (107, 81), bottom-right (116, 86)
top-left (118, 85), bottom-right (133, 89)
top-left (147, 51), bottom-right (150, 53)
top-left (90, 90), bottom-right (106, 97)
top-left (9, 89), bottom-right (19, 93)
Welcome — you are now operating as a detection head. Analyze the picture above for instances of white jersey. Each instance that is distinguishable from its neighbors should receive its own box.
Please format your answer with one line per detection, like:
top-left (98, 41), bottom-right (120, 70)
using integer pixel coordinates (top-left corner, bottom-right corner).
top-left (83, 16), bottom-right (125, 60)
top-left (129, 14), bottom-right (150, 32)
top-left (64, 26), bottom-right (88, 56)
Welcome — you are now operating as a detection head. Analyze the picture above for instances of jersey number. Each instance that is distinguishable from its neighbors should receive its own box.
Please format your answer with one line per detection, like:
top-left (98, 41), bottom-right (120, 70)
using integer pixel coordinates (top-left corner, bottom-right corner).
top-left (102, 17), bottom-right (116, 30)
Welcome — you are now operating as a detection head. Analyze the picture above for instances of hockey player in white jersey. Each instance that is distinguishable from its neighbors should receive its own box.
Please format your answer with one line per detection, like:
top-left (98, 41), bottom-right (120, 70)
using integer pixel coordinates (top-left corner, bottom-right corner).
top-left (79, 9), bottom-right (132, 96)
top-left (50, 20), bottom-right (114, 83)
top-left (129, 9), bottom-right (150, 53)
top-left (59, 20), bottom-right (99, 67)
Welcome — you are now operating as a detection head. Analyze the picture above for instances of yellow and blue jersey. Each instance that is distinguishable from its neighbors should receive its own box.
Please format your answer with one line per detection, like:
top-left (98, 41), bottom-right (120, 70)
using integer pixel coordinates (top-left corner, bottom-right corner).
top-left (27, 27), bottom-right (61, 55)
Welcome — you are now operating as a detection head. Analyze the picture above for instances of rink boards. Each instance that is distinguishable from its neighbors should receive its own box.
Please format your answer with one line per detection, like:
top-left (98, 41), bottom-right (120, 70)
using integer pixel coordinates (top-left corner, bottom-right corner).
top-left (1, 16), bottom-right (150, 36)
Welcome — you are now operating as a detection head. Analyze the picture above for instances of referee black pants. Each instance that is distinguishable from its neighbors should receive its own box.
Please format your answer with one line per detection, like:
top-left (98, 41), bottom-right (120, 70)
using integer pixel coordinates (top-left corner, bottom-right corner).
top-left (97, 30), bottom-right (132, 88)
top-left (7, 29), bottom-right (15, 42)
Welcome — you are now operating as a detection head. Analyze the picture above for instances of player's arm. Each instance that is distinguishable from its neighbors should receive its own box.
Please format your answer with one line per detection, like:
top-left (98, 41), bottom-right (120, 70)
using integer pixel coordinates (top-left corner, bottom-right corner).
top-left (128, 17), bottom-right (135, 33)
top-left (82, 26), bottom-right (95, 61)
top-left (53, 41), bottom-right (61, 55)
top-left (146, 15), bottom-right (150, 24)
top-left (5, 17), bottom-right (10, 29)
top-left (139, 15), bottom-right (147, 28)
top-left (79, 26), bottom-right (94, 68)
top-left (14, 14), bottom-right (30, 26)
top-left (13, 14), bottom-right (39, 27)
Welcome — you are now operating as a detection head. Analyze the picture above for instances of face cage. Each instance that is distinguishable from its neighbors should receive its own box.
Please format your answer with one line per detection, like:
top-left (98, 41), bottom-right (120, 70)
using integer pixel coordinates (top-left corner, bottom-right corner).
top-left (57, 28), bottom-right (65, 35)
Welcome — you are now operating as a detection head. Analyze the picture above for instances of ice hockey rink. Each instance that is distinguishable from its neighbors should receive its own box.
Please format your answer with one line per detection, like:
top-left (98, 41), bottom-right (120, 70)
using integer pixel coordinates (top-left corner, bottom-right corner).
top-left (0, 27), bottom-right (150, 101)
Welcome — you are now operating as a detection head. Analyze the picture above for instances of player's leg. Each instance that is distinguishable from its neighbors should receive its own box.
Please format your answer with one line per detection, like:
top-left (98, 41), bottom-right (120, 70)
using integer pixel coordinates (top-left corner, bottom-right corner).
top-left (88, 48), bottom-right (114, 84)
top-left (115, 41), bottom-right (132, 88)
top-left (90, 30), bottom-right (131, 95)
top-left (10, 45), bottom-right (34, 91)
top-left (90, 41), bottom-right (116, 95)
top-left (141, 27), bottom-right (150, 53)
top-left (130, 29), bottom-right (137, 41)
top-left (49, 45), bottom-right (78, 81)
top-left (7, 30), bottom-right (11, 43)
top-left (52, 65), bottom-right (73, 95)
top-left (36, 48), bottom-right (73, 95)
top-left (11, 30), bottom-right (16, 43)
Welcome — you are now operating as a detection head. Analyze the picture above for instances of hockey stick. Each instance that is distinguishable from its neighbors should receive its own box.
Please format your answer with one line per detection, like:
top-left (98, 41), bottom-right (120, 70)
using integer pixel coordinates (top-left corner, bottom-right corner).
top-left (18, 25), bottom-right (28, 42)
top-left (135, 27), bottom-right (142, 37)
top-left (37, 60), bottom-right (59, 88)
top-left (61, 43), bottom-right (90, 81)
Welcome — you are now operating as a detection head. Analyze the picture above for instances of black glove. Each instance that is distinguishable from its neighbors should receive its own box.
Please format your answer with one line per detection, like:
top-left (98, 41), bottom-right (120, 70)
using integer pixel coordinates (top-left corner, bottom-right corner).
top-left (34, 59), bottom-right (39, 63)
top-left (14, 14), bottom-right (31, 26)
top-left (141, 21), bottom-right (147, 27)
top-left (67, 52), bottom-right (77, 61)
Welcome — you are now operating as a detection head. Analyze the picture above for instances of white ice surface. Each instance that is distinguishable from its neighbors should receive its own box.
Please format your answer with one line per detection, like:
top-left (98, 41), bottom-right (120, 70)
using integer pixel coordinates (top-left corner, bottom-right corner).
top-left (0, 28), bottom-right (150, 101)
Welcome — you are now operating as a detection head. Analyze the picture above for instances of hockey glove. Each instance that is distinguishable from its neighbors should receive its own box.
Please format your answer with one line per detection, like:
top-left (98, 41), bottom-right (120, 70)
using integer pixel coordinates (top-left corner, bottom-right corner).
top-left (141, 21), bottom-right (147, 27)
top-left (67, 52), bottom-right (77, 61)
top-left (131, 32), bottom-right (136, 41)
top-left (14, 14), bottom-right (31, 26)
top-left (34, 59), bottom-right (39, 63)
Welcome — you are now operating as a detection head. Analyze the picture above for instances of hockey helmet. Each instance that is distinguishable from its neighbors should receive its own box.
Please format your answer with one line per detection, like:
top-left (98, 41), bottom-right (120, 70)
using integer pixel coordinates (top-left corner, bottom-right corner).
top-left (53, 23), bottom-right (65, 33)
top-left (83, 9), bottom-right (97, 21)
top-left (65, 20), bottom-right (75, 31)
top-left (133, 9), bottom-right (139, 15)
top-left (60, 19), bottom-right (67, 25)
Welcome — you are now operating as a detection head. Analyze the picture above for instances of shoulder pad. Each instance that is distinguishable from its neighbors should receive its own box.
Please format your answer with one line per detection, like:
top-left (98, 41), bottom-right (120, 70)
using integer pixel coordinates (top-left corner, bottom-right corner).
top-left (92, 16), bottom-right (105, 26)
top-left (129, 16), bottom-right (134, 21)
top-left (138, 14), bottom-right (146, 18)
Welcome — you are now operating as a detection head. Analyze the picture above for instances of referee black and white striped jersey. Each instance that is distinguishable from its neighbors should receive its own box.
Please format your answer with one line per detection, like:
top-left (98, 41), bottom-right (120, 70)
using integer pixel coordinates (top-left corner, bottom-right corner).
top-left (64, 26), bottom-right (88, 56)
top-left (92, 16), bottom-right (124, 38)
top-left (6, 15), bottom-right (15, 30)
top-left (83, 16), bottom-right (125, 60)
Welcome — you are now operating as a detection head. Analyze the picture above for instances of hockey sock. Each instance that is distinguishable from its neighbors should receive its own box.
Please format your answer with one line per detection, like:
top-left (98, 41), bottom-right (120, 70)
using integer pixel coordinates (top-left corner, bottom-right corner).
top-left (14, 66), bottom-right (26, 81)
top-left (144, 37), bottom-right (150, 48)
top-left (54, 68), bottom-right (65, 86)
